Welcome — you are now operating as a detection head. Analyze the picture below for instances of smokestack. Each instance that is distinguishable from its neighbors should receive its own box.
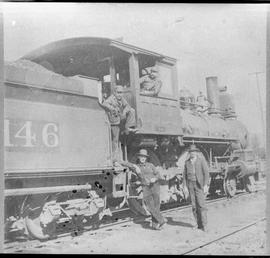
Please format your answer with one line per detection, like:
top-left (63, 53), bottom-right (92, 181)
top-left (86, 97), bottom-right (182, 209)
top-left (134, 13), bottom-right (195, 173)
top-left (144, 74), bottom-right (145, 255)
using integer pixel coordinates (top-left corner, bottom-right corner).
top-left (206, 76), bottom-right (220, 114)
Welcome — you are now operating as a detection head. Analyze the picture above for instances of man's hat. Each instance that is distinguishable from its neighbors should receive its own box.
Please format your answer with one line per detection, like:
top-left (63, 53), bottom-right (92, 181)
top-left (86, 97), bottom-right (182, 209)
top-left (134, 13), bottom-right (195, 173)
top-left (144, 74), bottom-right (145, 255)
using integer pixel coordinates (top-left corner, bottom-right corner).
top-left (136, 149), bottom-right (149, 157)
top-left (114, 85), bottom-right (124, 92)
top-left (188, 144), bottom-right (200, 152)
top-left (141, 68), bottom-right (149, 76)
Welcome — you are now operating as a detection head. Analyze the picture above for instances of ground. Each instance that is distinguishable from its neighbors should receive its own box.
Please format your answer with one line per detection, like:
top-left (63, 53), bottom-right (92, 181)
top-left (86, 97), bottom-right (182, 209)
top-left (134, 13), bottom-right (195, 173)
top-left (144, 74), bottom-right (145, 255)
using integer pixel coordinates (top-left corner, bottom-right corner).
top-left (4, 181), bottom-right (267, 255)
top-left (190, 219), bottom-right (266, 255)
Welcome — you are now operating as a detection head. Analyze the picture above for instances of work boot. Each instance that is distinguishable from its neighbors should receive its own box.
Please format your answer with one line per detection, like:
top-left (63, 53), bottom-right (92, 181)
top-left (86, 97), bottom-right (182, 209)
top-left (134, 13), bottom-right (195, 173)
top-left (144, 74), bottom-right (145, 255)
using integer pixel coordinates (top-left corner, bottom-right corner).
top-left (152, 223), bottom-right (163, 230)
top-left (155, 220), bottom-right (167, 230)
top-left (151, 221), bottom-right (162, 230)
top-left (201, 225), bottom-right (209, 233)
top-left (160, 220), bottom-right (167, 229)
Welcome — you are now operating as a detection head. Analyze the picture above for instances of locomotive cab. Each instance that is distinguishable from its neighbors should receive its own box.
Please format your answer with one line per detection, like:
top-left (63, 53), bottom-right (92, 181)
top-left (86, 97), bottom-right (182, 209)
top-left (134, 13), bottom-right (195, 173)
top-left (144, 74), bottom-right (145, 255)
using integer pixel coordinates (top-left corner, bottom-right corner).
top-left (22, 37), bottom-right (183, 139)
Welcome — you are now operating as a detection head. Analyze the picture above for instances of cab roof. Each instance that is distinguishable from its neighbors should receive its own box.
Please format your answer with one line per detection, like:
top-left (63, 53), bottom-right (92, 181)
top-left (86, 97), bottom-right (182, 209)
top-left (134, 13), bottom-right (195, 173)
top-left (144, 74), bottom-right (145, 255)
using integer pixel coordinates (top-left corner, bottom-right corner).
top-left (21, 37), bottom-right (177, 77)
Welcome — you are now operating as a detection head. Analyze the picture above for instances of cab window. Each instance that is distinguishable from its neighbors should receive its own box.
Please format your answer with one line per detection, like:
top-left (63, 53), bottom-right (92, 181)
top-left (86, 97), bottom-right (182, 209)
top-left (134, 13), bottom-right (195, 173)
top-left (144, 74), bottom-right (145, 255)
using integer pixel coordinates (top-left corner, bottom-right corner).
top-left (156, 62), bottom-right (174, 97)
top-left (137, 52), bottom-right (175, 99)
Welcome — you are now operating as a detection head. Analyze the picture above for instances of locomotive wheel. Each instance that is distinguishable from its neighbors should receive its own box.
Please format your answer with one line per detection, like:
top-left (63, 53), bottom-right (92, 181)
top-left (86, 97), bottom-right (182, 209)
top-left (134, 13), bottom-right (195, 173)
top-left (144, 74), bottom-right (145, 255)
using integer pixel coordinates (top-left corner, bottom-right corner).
top-left (127, 149), bottom-right (161, 216)
top-left (22, 194), bottom-right (57, 240)
top-left (245, 175), bottom-right (256, 193)
top-left (224, 176), bottom-right (237, 198)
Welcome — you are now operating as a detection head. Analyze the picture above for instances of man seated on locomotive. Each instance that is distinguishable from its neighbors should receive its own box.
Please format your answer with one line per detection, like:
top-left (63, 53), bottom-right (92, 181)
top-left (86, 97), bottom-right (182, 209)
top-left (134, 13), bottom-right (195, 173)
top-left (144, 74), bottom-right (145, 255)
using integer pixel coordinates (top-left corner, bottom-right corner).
top-left (139, 68), bottom-right (150, 82)
top-left (134, 149), bottom-right (166, 230)
top-left (139, 66), bottom-right (162, 97)
top-left (101, 85), bottom-right (138, 160)
top-left (196, 91), bottom-right (212, 113)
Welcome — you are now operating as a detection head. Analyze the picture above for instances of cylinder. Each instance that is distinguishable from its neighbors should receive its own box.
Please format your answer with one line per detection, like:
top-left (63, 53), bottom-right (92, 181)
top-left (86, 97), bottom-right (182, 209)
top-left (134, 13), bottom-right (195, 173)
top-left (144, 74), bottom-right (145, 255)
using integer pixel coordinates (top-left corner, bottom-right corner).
top-left (206, 76), bottom-right (220, 114)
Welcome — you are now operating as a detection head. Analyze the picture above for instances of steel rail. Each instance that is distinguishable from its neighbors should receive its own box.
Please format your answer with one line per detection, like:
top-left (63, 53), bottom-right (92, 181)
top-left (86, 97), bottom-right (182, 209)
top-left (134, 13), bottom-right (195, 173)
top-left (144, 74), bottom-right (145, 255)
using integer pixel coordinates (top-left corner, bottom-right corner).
top-left (181, 217), bottom-right (266, 255)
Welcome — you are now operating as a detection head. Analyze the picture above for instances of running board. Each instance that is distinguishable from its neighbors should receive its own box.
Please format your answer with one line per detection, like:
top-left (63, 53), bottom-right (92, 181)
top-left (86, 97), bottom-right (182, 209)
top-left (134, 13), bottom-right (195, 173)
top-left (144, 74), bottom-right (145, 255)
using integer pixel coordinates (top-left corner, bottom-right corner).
top-left (5, 184), bottom-right (93, 197)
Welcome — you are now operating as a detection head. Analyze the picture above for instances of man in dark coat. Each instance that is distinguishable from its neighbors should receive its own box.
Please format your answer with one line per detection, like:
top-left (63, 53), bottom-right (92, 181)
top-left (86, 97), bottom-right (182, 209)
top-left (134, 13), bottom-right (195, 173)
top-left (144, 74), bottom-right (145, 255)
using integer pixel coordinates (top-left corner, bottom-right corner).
top-left (183, 144), bottom-right (210, 232)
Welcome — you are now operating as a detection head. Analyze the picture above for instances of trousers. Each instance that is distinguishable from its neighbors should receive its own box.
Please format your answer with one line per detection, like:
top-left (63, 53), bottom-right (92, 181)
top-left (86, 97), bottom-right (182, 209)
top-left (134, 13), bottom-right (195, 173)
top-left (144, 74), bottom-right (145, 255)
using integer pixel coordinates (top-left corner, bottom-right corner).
top-left (121, 108), bottom-right (136, 129)
top-left (111, 108), bottom-right (136, 161)
top-left (143, 183), bottom-right (164, 225)
top-left (187, 180), bottom-right (207, 228)
top-left (111, 125), bottom-right (120, 161)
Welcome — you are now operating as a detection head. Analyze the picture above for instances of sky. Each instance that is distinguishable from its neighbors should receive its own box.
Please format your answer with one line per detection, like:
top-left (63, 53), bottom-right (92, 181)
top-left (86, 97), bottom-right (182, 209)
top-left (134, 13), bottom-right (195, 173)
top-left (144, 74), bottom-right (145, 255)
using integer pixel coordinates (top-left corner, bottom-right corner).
top-left (1, 3), bottom-right (267, 143)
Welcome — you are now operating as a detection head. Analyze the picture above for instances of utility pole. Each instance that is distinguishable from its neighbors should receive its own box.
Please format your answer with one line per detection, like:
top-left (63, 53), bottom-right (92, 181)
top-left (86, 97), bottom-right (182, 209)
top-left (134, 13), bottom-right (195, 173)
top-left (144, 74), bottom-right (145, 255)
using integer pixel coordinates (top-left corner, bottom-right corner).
top-left (266, 4), bottom-right (270, 255)
top-left (248, 71), bottom-right (265, 145)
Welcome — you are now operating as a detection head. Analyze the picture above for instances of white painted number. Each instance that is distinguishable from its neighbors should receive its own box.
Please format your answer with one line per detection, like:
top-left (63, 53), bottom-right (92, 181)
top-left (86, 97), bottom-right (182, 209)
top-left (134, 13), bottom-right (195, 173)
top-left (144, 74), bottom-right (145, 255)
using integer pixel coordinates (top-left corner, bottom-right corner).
top-left (42, 123), bottom-right (59, 147)
top-left (14, 121), bottom-right (36, 147)
top-left (4, 119), bottom-right (59, 149)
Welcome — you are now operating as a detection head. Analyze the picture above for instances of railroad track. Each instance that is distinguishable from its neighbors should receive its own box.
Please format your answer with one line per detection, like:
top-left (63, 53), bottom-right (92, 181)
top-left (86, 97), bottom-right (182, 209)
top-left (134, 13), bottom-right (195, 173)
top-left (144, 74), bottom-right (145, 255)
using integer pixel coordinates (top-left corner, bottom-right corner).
top-left (4, 188), bottom-right (265, 251)
top-left (100, 189), bottom-right (265, 231)
top-left (180, 217), bottom-right (266, 255)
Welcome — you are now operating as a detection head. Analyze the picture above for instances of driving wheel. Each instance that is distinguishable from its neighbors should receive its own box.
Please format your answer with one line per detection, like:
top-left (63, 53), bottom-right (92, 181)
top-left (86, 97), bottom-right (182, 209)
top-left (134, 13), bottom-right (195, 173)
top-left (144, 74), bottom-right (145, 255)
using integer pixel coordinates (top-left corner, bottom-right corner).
top-left (22, 194), bottom-right (57, 240)
top-left (224, 175), bottom-right (237, 198)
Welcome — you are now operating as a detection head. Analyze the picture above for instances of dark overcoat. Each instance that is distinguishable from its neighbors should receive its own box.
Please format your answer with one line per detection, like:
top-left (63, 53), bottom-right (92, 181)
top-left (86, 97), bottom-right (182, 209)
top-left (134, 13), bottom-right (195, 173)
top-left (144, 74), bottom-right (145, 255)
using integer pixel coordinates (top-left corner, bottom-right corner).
top-left (183, 155), bottom-right (210, 188)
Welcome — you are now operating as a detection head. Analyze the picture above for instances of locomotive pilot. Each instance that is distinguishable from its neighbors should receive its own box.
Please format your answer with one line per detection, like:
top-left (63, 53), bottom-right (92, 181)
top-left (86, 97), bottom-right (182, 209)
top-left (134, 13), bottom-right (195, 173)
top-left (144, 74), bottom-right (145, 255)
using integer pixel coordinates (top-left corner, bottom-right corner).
top-left (183, 144), bottom-right (210, 232)
top-left (135, 149), bottom-right (166, 230)
top-left (139, 66), bottom-right (162, 97)
top-left (101, 85), bottom-right (138, 160)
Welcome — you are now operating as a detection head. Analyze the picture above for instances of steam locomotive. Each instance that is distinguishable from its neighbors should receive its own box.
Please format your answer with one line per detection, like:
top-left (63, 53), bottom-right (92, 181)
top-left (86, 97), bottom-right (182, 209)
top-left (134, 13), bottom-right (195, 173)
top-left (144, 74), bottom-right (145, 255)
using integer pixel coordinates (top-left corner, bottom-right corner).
top-left (4, 37), bottom-right (259, 240)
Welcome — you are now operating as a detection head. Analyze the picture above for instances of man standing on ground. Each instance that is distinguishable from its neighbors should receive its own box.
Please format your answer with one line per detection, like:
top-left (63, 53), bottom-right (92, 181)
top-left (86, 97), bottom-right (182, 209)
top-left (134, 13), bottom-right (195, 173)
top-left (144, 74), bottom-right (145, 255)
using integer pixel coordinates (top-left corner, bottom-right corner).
top-left (183, 144), bottom-right (210, 232)
top-left (135, 149), bottom-right (166, 230)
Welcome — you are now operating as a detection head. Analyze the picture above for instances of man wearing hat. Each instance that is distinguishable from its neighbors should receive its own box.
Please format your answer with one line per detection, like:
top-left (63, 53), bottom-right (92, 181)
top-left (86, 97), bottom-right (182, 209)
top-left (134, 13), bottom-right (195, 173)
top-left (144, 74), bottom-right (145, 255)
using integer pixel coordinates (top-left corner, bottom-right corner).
top-left (102, 85), bottom-right (137, 160)
top-left (139, 66), bottom-right (162, 96)
top-left (183, 144), bottom-right (210, 232)
top-left (196, 91), bottom-right (211, 112)
top-left (135, 149), bottom-right (166, 230)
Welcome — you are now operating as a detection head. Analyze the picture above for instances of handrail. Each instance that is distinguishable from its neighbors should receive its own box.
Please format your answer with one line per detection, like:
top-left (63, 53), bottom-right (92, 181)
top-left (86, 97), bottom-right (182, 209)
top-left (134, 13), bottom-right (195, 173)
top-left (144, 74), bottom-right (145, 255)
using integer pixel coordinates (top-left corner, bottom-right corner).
top-left (140, 92), bottom-right (178, 101)
top-left (179, 99), bottom-right (235, 113)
